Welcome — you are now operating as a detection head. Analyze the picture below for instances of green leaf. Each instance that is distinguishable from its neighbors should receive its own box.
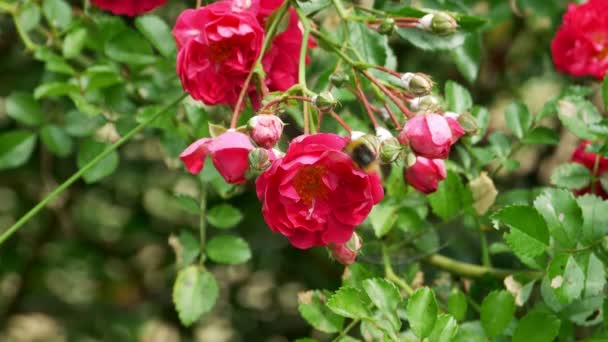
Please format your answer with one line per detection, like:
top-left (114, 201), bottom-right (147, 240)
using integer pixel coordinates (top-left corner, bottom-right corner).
top-left (17, 2), bottom-right (41, 32)
top-left (34, 82), bottom-right (80, 99)
top-left (470, 106), bottom-right (489, 144)
top-left (298, 290), bottom-right (344, 333)
top-left (534, 189), bottom-right (583, 248)
top-left (512, 310), bottom-right (560, 342)
top-left (105, 28), bottom-right (156, 65)
top-left (557, 97), bottom-right (602, 140)
top-left (346, 22), bottom-right (391, 67)
top-left (64, 110), bottom-right (103, 137)
top-left (34, 47), bottom-right (76, 75)
top-left (504, 229), bottom-right (546, 269)
top-left (172, 230), bottom-right (200, 268)
top-left (42, 0), bottom-right (72, 30)
top-left (522, 126), bottom-right (559, 145)
top-left (429, 314), bottom-right (459, 342)
top-left (397, 28), bottom-right (466, 51)
top-left (6, 92), bottom-right (43, 126)
top-left (206, 235), bottom-right (251, 265)
top-left (492, 205), bottom-right (549, 248)
top-left (546, 254), bottom-right (584, 304)
top-left (368, 204), bottom-right (398, 237)
top-left (77, 139), bottom-right (119, 183)
top-left (175, 194), bottom-right (200, 214)
top-left (326, 287), bottom-right (372, 319)
top-left (453, 321), bottom-right (486, 342)
top-left (504, 101), bottom-right (531, 139)
top-left (207, 204), bottom-right (243, 229)
top-left (449, 34), bottom-right (481, 83)
top-left (172, 266), bottom-right (218, 326)
top-left (0, 130), bottom-right (37, 170)
top-left (83, 65), bottom-right (123, 91)
top-left (362, 278), bottom-right (401, 313)
top-left (480, 290), bottom-right (515, 338)
top-left (576, 194), bottom-right (608, 243)
top-left (577, 251), bottom-right (605, 298)
top-left (445, 81), bottom-right (473, 114)
top-left (447, 288), bottom-right (467, 321)
top-left (428, 171), bottom-right (472, 221)
top-left (62, 28), bottom-right (88, 58)
top-left (550, 163), bottom-right (592, 190)
top-left (40, 125), bottom-right (73, 157)
top-left (135, 15), bottom-right (176, 58)
top-left (406, 287), bottom-right (438, 338)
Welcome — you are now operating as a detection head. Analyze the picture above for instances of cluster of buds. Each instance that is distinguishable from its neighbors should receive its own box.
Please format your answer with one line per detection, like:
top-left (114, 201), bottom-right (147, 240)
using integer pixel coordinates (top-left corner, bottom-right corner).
top-left (246, 114), bottom-right (285, 172)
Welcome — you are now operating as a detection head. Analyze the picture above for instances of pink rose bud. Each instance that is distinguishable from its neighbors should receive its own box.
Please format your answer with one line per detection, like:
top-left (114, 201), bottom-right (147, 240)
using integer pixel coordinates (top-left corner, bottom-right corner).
top-left (399, 113), bottom-right (461, 159)
top-left (248, 114), bottom-right (284, 149)
top-left (445, 113), bottom-right (466, 144)
top-left (330, 233), bottom-right (362, 265)
top-left (405, 157), bottom-right (447, 194)
top-left (91, 0), bottom-right (167, 16)
top-left (180, 131), bottom-right (254, 184)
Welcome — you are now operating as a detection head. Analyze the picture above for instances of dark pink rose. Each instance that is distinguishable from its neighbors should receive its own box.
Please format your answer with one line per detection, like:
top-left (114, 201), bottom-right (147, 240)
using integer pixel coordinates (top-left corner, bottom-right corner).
top-left (399, 113), bottom-right (462, 159)
top-left (91, 0), bottom-right (166, 16)
top-left (405, 157), bottom-right (446, 194)
top-left (551, 0), bottom-right (608, 80)
top-left (180, 131), bottom-right (254, 184)
top-left (256, 133), bottom-right (384, 249)
top-left (173, 2), bottom-right (264, 105)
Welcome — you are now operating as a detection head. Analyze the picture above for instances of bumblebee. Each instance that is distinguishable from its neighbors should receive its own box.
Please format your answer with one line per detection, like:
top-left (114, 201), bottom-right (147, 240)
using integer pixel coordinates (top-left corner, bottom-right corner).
top-left (344, 134), bottom-right (381, 175)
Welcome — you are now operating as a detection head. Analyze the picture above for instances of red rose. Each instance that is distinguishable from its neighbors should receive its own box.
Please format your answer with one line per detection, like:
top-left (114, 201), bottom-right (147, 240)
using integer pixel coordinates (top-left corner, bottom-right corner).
top-left (405, 157), bottom-right (446, 194)
top-left (173, 2), bottom-right (264, 105)
top-left (551, 0), bottom-right (608, 80)
top-left (180, 131), bottom-right (255, 184)
top-left (399, 113), bottom-right (463, 159)
top-left (330, 233), bottom-right (362, 265)
top-left (571, 141), bottom-right (608, 198)
top-left (91, 0), bottom-right (166, 16)
top-left (256, 133), bottom-right (384, 249)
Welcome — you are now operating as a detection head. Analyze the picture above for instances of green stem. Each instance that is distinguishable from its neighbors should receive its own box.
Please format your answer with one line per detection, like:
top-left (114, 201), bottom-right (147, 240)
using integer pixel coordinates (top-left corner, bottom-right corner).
top-left (11, 11), bottom-right (38, 52)
top-left (294, 6), bottom-right (314, 134)
top-left (330, 0), bottom-right (348, 19)
top-left (0, 93), bottom-right (188, 246)
top-left (426, 254), bottom-right (541, 279)
top-left (479, 227), bottom-right (491, 267)
top-left (382, 245), bottom-right (414, 296)
top-left (199, 181), bottom-right (208, 265)
top-left (310, 29), bottom-right (359, 67)
top-left (332, 319), bottom-right (359, 342)
top-left (591, 154), bottom-right (601, 195)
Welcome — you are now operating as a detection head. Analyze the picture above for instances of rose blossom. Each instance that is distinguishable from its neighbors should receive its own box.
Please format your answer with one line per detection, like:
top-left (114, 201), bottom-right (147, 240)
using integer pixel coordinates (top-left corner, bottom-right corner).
top-left (551, 0), bottom-right (608, 80)
top-left (256, 133), bottom-right (384, 249)
top-left (248, 114), bottom-right (284, 148)
top-left (172, 1), bottom-right (264, 105)
top-left (571, 141), bottom-right (608, 198)
top-left (405, 157), bottom-right (446, 194)
top-left (398, 113), bottom-right (464, 159)
top-left (91, 0), bottom-right (167, 16)
top-left (180, 131), bottom-right (254, 184)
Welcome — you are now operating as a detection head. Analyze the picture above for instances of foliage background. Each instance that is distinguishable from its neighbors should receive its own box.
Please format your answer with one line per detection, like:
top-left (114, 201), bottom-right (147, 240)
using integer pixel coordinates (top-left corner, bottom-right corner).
top-left (0, 0), bottom-right (600, 341)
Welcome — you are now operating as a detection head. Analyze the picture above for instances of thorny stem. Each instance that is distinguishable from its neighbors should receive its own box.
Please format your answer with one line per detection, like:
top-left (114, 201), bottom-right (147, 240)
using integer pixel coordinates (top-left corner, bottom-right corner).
top-left (425, 254), bottom-right (541, 279)
top-left (383, 103), bottom-right (401, 129)
top-left (354, 73), bottom-right (379, 128)
top-left (311, 29), bottom-right (359, 67)
top-left (259, 95), bottom-right (312, 112)
top-left (360, 70), bottom-right (413, 118)
top-left (230, 1), bottom-right (290, 128)
top-left (0, 94), bottom-right (188, 246)
top-left (383, 245), bottom-right (414, 296)
top-left (329, 110), bottom-right (352, 133)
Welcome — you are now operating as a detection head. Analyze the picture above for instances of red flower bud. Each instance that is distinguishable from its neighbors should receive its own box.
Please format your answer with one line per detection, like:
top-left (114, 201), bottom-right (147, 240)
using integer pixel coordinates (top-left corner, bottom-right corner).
top-left (330, 233), bottom-right (362, 265)
top-left (399, 113), bottom-right (463, 159)
top-left (248, 114), bottom-right (284, 149)
top-left (571, 141), bottom-right (608, 198)
top-left (405, 157), bottom-right (446, 194)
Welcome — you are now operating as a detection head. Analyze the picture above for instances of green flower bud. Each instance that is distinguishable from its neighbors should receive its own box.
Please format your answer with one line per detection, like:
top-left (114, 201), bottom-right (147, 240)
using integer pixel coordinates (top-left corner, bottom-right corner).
top-left (418, 12), bottom-right (457, 35)
top-left (379, 137), bottom-right (402, 163)
top-left (454, 112), bottom-right (478, 134)
top-left (248, 148), bottom-right (271, 172)
top-left (400, 72), bottom-right (433, 96)
top-left (408, 95), bottom-right (441, 113)
top-left (312, 91), bottom-right (337, 112)
top-left (378, 18), bottom-right (396, 35)
top-left (329, 72), bottom-right (350, 88)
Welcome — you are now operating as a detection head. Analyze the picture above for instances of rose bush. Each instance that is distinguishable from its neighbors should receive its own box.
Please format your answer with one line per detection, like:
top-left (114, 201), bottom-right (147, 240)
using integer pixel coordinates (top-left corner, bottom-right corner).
top-left (2, 0), bottom-right (608, 340)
